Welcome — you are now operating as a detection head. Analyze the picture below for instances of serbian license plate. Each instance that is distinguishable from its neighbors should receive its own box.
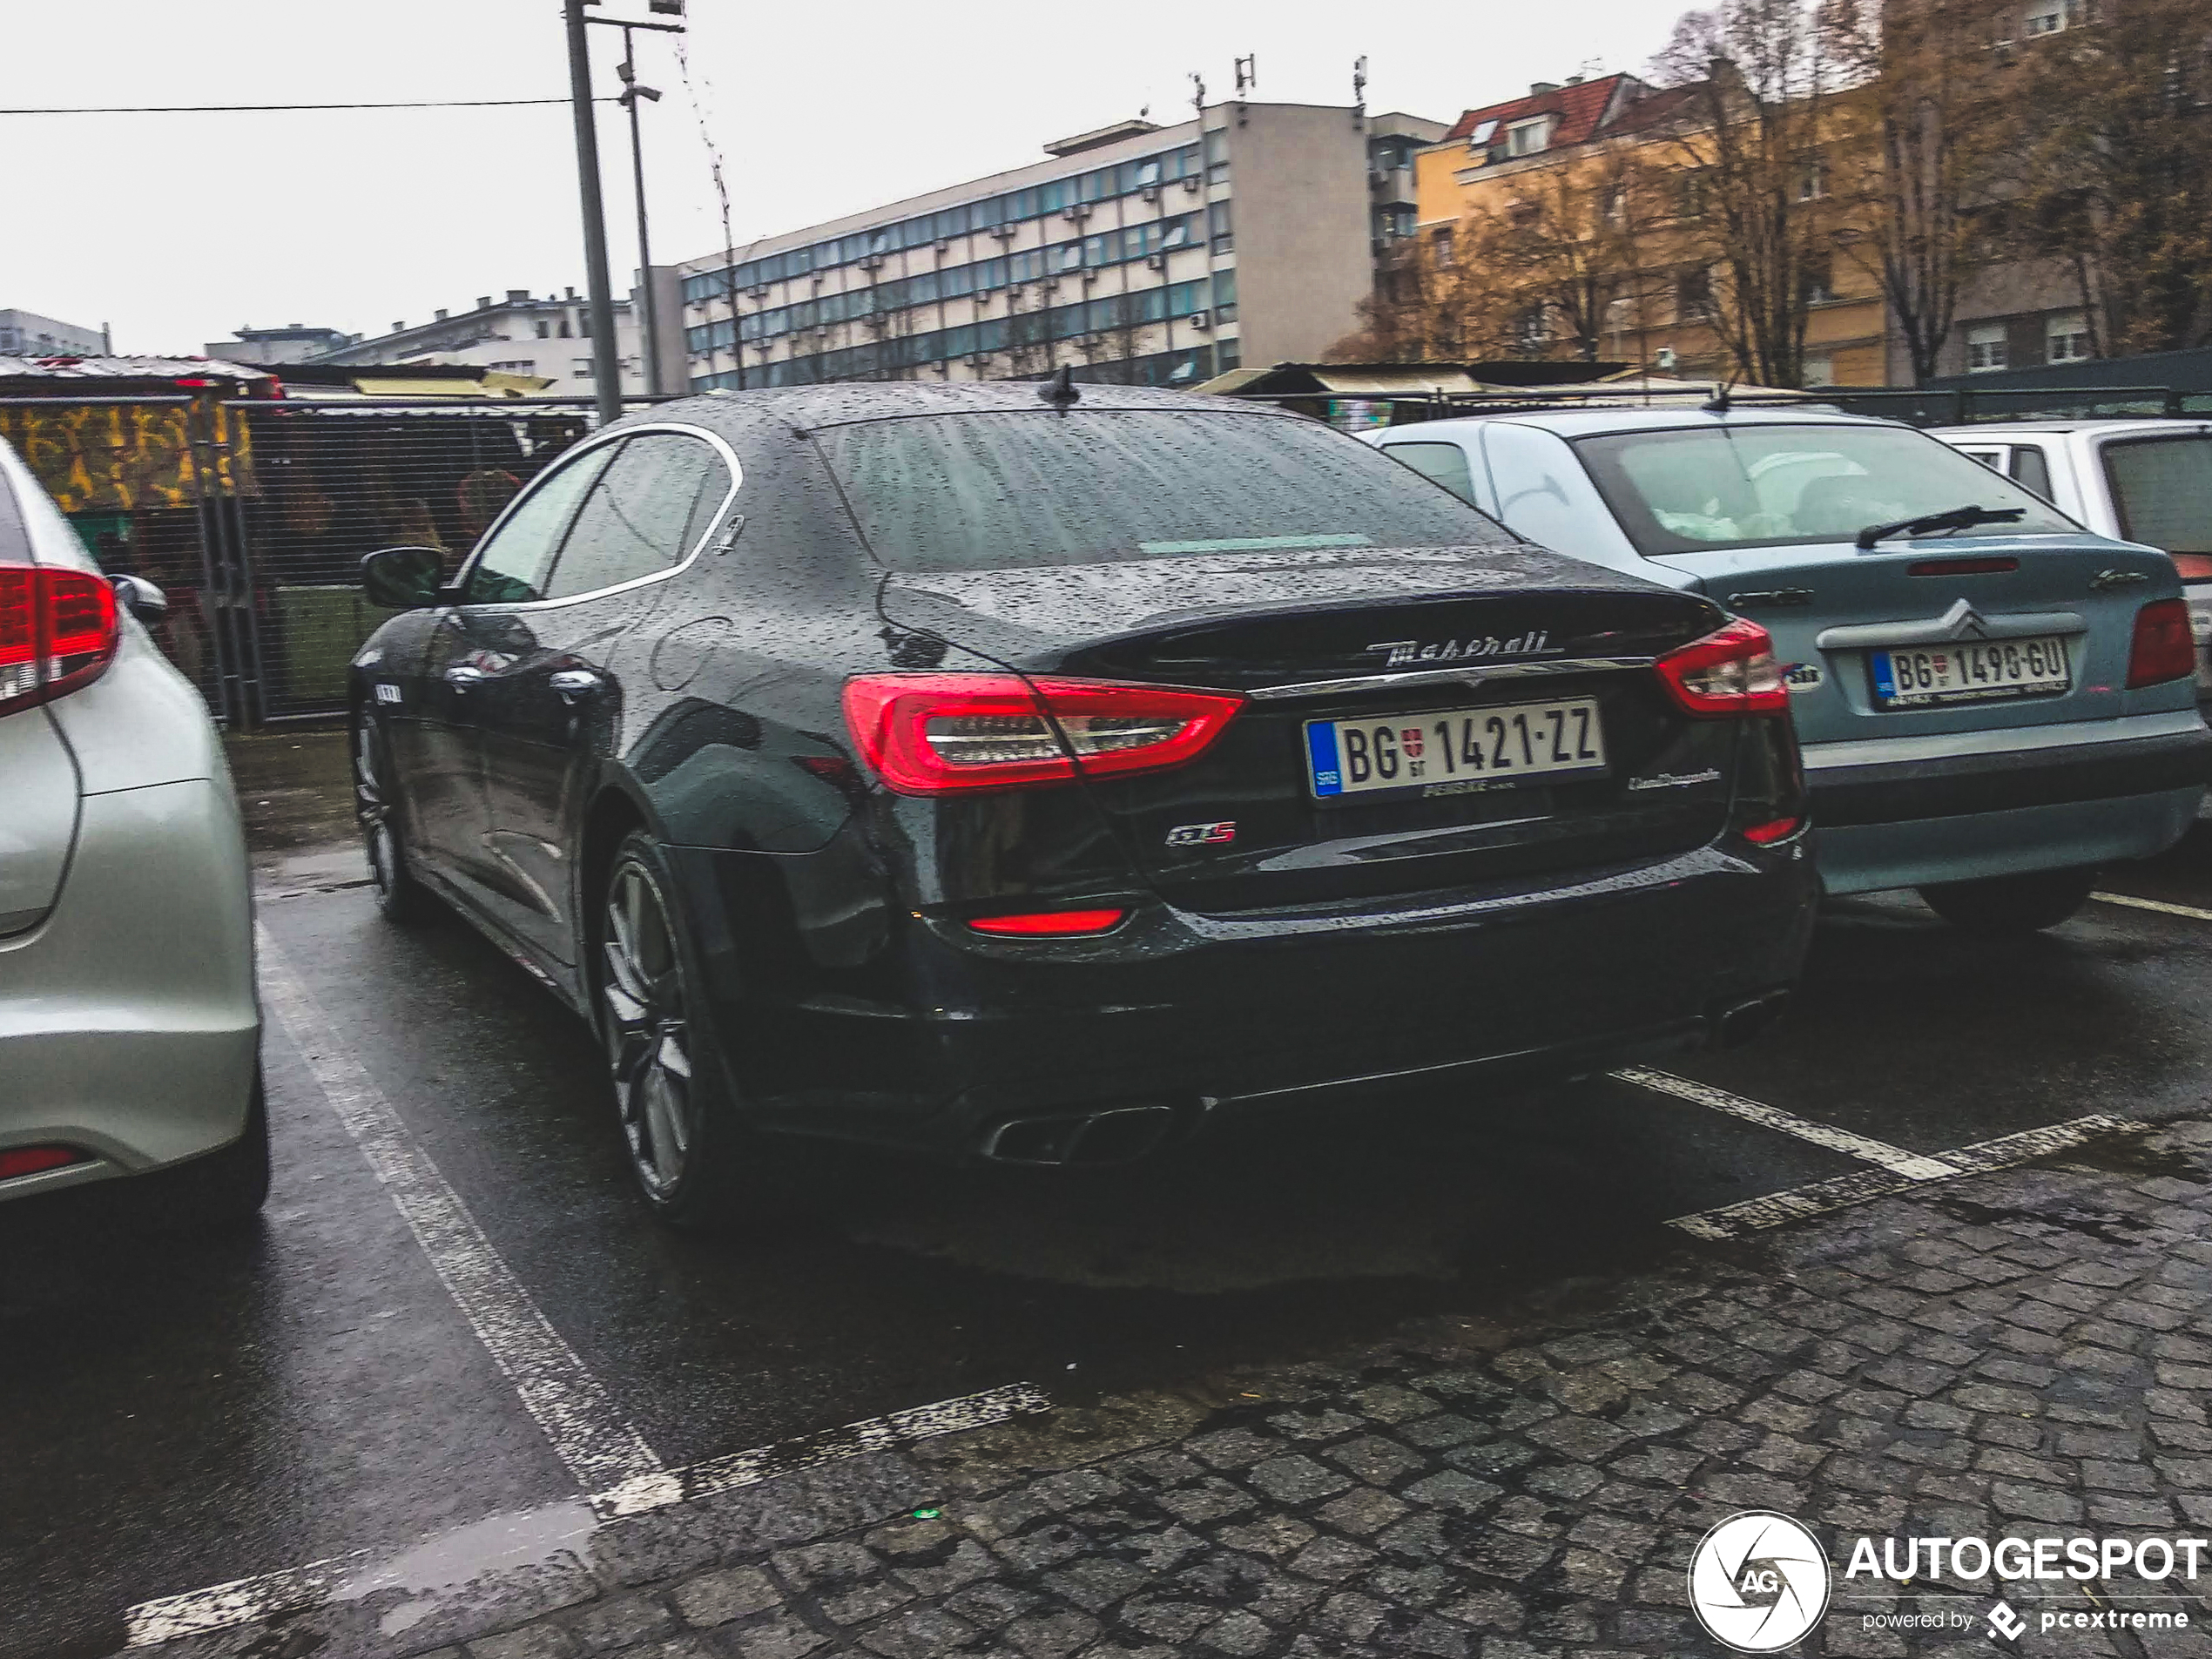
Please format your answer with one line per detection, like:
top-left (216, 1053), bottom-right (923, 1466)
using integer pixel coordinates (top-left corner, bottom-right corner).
top-left (1305, 697), bottom-right (1607, 799)
top-left (1870, 636), bottom-right (2072, 708)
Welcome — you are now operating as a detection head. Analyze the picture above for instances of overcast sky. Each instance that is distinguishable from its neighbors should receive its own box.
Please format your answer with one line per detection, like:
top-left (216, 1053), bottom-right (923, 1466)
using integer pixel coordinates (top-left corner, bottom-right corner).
top-left (3, 0), bottom-right (1689, 356)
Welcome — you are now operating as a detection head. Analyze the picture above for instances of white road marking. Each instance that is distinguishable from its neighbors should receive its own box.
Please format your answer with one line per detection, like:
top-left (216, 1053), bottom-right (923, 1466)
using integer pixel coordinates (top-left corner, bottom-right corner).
top-left (1612, 1067), bottom-right (1960, 1178)
top-left (590, 1381), bottom-right (1055, 1519)
top-left (1666, 1111), bottom-right (2148, 1241)
top-left (257, 928), bottom-right (663, 1493)
top-left (2093, 891), bottom-right (2212, 924)
top-left (123, 1383), bottom-right (1053, 1645)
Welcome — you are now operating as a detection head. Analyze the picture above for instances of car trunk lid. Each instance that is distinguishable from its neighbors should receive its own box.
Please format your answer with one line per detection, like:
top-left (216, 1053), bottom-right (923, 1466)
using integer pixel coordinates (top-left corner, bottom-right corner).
top-left (1645, 534), bottom-right (2174, 748)
top-left (880, 551), bottom-right (1747, 914)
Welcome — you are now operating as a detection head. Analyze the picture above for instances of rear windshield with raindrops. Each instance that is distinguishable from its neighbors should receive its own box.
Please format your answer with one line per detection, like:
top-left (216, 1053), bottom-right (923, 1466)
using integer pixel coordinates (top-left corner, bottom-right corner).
top-left (815, 410), bottom-right (1510, 571)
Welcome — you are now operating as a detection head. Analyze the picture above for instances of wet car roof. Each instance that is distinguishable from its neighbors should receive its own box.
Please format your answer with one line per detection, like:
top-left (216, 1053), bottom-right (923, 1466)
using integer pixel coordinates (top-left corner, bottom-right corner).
top-left (624, 381), bottom-right (1295, 441)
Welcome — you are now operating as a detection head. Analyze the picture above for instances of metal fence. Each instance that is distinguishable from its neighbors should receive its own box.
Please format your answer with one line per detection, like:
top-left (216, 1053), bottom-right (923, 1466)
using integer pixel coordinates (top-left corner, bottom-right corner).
top-left (224, 398), bottom-right (604, 719)
top-left (4, 392), bottom-right (650, 726)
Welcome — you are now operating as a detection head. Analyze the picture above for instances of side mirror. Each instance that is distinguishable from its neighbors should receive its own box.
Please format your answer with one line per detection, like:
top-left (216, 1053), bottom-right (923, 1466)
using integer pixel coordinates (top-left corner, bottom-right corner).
top-left (362, 545), bottom-right (446, 610)
top-left (110, 573), bottom-right (167, 624)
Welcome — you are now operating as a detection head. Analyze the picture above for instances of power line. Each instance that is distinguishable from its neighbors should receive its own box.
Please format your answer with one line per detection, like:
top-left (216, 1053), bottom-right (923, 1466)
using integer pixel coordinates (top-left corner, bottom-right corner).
top-left (0, 97), bottom-right (615, 115)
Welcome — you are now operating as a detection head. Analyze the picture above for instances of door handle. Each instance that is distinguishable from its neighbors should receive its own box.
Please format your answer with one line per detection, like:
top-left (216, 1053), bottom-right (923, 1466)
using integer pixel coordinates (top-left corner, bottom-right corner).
top-left (549, 669), bottom-right (604, 705)
top-left (444, 664), bottom-right (487, 691)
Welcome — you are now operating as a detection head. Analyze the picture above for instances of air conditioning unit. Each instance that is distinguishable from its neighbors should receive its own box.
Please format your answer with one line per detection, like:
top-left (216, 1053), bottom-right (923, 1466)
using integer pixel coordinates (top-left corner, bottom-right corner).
top-left (965, 354), bottom-right (988, 368)
top-left (1006, 284), bottom-right (1026, 300)
top-left (975, 288), bottom-right (995, 304)
top-left (934, 238), bottom-right (950, 252)
top-left (1145, 253), bottom-right (1166, 271)
top-left (1182, 176), bottom-right (1202, 192)
top-left (861, 254), bottom-right (886, 271)
top-left (1063, 203), bottom-right (1092, 221)
top-left (1141, 185), bottom-right (1160, 203)
top-left (990, 225), bottom-right (1016, 240)
top-left (1081, 269), bottom-right (1099, 284)
top-left (1187, 309), bottom-right (1212, 331)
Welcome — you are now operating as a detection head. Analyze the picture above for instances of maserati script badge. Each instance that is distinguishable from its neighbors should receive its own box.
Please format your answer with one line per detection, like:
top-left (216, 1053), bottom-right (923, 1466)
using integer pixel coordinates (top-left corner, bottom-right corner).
top-left (1363, 630), bottom-right (1555, 667)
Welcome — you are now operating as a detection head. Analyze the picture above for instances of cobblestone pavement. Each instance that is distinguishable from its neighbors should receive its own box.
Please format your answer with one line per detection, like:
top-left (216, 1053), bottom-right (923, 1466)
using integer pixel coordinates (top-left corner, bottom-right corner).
top-left (136, 1116), bottom-right (2212, 1659)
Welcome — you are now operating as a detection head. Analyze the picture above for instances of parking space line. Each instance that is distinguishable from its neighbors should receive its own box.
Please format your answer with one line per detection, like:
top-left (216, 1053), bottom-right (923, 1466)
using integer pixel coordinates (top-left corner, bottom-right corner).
top-left (1665, 1111), bottom-right (2148, 1242)
top-left (590, 1381), bottom-right (1055, 1519)
top-left (2092, 892), bottom-right (2212, 923)
top-left (123, 1382), bottom-right (1054, 1645)
top-left (257, 930), bottom-right (664, 1493)
top-left (1611, 1067), bottom-right (1961, 1178)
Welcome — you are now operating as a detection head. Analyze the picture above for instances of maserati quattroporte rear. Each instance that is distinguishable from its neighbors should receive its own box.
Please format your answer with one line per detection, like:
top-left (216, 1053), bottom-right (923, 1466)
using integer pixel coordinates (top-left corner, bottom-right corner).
top-left (352, 383), bottom-right (1816, 1224)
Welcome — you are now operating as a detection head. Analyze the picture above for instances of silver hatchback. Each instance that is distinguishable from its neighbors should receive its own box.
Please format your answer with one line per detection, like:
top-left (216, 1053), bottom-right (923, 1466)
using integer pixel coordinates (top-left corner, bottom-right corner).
top-left (0, 436), bottom-right (264, 1219)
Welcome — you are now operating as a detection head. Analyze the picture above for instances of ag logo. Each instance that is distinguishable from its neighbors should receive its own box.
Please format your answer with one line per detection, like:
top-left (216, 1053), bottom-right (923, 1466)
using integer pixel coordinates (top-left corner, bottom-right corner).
top-left (1688, 1511), bottom-right (1831, 1652)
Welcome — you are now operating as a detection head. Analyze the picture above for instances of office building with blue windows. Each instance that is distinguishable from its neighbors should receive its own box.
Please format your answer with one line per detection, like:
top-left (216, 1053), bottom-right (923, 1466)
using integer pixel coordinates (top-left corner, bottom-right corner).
top-left (678, 102), bottom-right (1445, 391)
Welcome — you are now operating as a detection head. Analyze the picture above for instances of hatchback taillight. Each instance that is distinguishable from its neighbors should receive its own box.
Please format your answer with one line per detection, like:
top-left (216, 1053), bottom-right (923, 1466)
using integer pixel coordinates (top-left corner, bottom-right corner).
top-left (2127, 597), bottom-right (2196, 689)
top-left (843, 673), bottom-right (1244, 795)
top-left (1654, 617), bottom-right (1789, 717)
top-left (0, 563), bottom-right (119, 718)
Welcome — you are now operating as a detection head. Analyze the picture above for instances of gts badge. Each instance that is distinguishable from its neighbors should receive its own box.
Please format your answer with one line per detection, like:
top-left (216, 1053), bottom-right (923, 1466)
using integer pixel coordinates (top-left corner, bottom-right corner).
top-left (1165, 820), bottom-right (1237, 848)
top-left (373, 683), bottom-right (402, 705)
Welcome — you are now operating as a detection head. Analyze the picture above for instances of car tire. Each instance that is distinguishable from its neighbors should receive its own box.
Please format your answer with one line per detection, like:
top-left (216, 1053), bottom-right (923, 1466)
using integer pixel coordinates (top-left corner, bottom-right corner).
top-left (354, 715), bottom-right (435, 925)
top-left (1918, 865), bottom-right (2098, 934)
top-left (592, 829), bottom-right (792, 1230)
top-left (168, 1066), bottom-right (272, 1231)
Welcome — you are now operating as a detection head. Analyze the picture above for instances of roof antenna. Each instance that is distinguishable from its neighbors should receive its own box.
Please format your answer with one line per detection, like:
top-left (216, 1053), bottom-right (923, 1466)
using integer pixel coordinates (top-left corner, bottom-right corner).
top-left (1703, 378), bottom-right (1734, 414)
top-left (1039, 363), bottom-right (1080, 410)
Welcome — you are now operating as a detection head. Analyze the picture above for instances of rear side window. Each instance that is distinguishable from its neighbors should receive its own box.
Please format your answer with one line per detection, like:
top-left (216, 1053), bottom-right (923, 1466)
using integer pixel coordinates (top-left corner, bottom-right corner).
top-left (2104, 435), bottom-right (2212, 554)
top-left (815, 410), bottom-right (1508, 571)
top-left (1381, 441), bottom-right (1480, 505)
top-left (2009, 446), bottom-right (2054, 501)
top-left (545, 434), bottom-right (730, 599)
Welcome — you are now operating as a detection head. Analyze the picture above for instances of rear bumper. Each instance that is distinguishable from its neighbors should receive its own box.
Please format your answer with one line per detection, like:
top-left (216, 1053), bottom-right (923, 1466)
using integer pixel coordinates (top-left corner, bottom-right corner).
top-left (1804, 710), bottom-right (2212, 895)
top-left (678, 836), bottom-right (1817, 1161)
top-left (0, 779), bottom-right (260, 1202)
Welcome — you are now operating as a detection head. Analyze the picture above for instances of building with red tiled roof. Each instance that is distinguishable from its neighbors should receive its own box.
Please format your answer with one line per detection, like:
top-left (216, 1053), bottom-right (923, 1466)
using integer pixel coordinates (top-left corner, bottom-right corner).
top-left (1440, 72), bottom-right (1653, 150)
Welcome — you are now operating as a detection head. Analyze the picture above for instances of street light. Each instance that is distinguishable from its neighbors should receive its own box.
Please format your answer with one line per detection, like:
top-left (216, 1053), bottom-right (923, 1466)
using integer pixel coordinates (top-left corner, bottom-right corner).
top-left (617, 43), bottom-right (664, 396)
top-left (565, 0), bottom-right (685, 422)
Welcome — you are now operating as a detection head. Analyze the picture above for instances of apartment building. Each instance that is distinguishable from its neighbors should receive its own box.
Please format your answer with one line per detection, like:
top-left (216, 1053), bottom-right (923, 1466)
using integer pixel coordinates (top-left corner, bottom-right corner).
top-left (0, 309), bottom-right (107, 357)
top-left (678, 102), bottom-right (1447, 390)
top-left (1412, 73), bottom-right (1890, 387)
top-left (306, 287), bottom-right (659, 399)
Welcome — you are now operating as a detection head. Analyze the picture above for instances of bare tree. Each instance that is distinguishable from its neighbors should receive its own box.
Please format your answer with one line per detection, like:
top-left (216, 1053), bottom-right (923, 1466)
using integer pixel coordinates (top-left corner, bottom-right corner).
top-left (1462, 143), bottom-right (1662, 361)
top-left (1993, 0), bottom-right (2212, 355)
top-left (1653, 0), bottom-right (1844, 386)
top-left (1822, 0), bottom-right (2011, 383)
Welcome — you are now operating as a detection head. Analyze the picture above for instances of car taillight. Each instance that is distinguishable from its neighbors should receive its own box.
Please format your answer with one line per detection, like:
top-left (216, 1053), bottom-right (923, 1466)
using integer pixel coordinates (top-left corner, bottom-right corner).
top-left (968, 907), bottom-right (1130, 937)
top-left (843, 673), bottom-right (1244, 795)
top-left (0, 563), bottom-right (119, 718)
top-left (1654, 617), bottom-right (1788, 717)
top-left (2171, 554), bottom-right (2212, 581)
top-left (2127, 597), bottom-right (2196, 689)
top-left (1742, 814), bottom-right (1804, 845)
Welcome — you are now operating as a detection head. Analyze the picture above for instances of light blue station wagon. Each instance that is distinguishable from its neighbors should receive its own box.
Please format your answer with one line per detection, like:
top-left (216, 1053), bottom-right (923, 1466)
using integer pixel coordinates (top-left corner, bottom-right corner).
top-left (1366, 407), bottom-right (2212, 931)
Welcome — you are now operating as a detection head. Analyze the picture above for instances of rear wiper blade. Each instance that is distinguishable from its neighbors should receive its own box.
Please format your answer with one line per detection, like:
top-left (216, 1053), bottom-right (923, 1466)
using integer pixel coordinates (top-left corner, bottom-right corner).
top-left (1855, 504), bottom-right (2026, 550)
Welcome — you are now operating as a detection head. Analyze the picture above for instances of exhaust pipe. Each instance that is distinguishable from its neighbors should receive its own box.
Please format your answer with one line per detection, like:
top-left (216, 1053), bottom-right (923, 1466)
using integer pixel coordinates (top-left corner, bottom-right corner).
top-left (979, 1103), bottom-right (1181, 1166)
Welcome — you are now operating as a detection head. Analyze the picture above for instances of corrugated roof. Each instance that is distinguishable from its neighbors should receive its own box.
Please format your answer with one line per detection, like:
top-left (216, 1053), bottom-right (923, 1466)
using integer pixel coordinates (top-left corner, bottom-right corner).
top-left (0, 354), bottom-right (273, 382)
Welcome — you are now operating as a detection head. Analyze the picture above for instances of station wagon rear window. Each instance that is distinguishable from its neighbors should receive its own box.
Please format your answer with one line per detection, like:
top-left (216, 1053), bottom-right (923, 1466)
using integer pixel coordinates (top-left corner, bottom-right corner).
top-left (2104, 435), bottom-right (2212, 555)
top-left (817, 411), bottom-right (1509, 571)
top-left (1574, 424), bottom-right (2077, 557)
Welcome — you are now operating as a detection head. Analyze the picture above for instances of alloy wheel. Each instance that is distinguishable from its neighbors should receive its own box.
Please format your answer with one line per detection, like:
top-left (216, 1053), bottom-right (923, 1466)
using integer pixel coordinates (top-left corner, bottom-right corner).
top-left (600, 859), bottom-right (699, 1199)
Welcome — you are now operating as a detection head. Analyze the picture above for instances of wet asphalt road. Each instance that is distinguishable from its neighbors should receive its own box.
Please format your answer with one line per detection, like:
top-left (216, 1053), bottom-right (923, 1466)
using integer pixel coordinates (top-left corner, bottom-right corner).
top-left (8, 737), bottom-right (2212, 1658)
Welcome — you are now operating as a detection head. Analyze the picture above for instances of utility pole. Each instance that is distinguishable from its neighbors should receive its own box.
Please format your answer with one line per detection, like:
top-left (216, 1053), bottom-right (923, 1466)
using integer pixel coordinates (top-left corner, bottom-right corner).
top-left (617, 27), bottom-right (664, 395)
top-left (563, 0), bottom-right (622, 423)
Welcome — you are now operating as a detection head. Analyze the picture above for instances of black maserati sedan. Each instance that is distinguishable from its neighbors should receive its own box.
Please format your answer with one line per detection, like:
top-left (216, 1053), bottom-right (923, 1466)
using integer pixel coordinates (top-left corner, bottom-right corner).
top-left (351, 382), bottom-right (1816, 1224)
